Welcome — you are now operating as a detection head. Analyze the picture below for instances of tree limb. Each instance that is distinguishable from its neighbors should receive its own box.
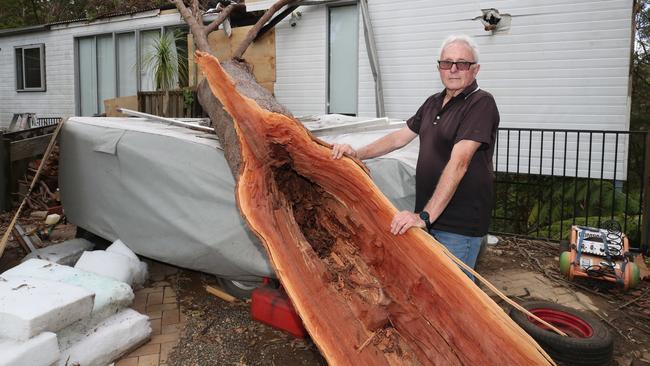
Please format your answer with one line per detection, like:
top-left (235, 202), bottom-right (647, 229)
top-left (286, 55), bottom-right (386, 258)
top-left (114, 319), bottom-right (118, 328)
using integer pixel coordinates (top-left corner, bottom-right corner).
top-left (192, 0), bottom-right (200, 22)
top-left (232, 0), bottom-right (299, 59)
top-left (205, 3), bottom-right (244, 34)
top-left (171, 0), bottom-right (210, 52)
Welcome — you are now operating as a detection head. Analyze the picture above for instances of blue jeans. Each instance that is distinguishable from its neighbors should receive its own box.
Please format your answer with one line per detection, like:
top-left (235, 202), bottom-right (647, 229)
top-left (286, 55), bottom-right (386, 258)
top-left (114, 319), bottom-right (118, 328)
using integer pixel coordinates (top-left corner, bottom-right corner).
top-left (430, 229), bottom-right (482, 281)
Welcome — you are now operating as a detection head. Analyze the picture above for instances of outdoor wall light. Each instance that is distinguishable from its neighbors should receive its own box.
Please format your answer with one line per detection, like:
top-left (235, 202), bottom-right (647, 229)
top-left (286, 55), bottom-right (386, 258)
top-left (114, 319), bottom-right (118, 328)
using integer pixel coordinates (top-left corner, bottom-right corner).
top-left (473, 8), bottom-right (512, 33)
top-left (290, 11), bottom-right (302, 27)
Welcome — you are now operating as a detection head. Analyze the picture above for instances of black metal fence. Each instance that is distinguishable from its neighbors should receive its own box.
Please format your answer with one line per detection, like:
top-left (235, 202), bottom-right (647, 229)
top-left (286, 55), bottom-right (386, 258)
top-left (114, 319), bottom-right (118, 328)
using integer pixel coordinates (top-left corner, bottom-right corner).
top-left (490, 128), bottom-right (648, 253)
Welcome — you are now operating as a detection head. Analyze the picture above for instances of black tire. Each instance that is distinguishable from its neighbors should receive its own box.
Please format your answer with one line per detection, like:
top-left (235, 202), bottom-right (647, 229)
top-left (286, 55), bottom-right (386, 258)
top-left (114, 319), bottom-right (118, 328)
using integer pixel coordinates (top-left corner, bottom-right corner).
top-left (559, 240), bottom-right (570, 255)
top-left (216, 277), bottom-right (264, 299)
top-left (510, 301), bottom-right (613, 366)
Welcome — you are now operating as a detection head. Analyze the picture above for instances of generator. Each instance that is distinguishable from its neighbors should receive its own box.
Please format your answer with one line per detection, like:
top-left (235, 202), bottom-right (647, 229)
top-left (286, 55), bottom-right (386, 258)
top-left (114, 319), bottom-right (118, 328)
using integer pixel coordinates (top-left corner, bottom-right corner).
top-left (559, 221), bottom-right (640, 290)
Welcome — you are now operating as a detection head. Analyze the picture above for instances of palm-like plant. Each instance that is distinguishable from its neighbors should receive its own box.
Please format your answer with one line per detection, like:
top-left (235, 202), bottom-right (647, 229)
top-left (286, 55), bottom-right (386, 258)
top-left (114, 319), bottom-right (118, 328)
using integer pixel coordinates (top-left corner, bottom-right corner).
top-left (141, 30), bottom-right (187, 115)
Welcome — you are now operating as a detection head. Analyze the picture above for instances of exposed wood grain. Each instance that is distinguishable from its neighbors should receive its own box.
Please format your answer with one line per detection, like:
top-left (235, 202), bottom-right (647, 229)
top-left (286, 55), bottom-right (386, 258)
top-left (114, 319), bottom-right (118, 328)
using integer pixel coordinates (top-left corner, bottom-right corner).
top-left (195, 51), bottom-right (554, 365)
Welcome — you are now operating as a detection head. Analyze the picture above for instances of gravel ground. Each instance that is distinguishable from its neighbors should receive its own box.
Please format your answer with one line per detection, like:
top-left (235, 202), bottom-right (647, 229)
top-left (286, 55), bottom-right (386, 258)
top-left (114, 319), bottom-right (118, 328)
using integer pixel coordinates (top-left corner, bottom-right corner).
top-left (167, 269), bottom-right (326, 366)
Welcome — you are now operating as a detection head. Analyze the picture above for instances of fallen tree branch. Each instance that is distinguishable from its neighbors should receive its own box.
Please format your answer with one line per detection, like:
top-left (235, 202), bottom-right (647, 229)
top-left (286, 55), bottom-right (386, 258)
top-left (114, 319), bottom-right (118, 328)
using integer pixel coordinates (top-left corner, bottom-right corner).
top-left (617, 288), bottom-right (650, 310)
top-left (205, 3), bottom-right (244, 34)
top-left (232, 0), bottom-right (298, 59)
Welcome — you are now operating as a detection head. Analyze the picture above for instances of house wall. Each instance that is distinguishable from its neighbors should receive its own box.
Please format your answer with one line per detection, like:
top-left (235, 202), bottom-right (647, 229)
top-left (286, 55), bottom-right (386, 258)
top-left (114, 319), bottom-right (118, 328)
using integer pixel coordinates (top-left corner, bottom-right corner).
top-left (275, 0), bottom-right (633, 130)
top-left (0, 10), bottom-right (184, 128)
top-left (273, 0), bottom-right (634, 178)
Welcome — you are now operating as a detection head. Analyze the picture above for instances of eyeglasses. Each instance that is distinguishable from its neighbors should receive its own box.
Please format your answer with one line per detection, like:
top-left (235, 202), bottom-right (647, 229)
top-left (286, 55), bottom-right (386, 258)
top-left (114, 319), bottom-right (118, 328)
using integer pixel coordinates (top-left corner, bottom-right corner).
top-left (437, 60), bottom-right (476, 71)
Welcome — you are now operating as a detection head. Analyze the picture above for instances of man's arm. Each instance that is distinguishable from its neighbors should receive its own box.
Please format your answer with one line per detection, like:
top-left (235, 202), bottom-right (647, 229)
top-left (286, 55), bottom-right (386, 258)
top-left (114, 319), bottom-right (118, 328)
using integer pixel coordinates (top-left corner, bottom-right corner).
top-left (390, 139), bottom-right (482, 235)
top-left (331, 126), bottom-right (417, 160)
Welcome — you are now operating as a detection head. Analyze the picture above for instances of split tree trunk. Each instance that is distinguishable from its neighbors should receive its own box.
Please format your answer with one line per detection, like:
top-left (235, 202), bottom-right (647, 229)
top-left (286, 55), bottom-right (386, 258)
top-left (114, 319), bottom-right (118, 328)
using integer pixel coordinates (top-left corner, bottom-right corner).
top-left (195, 52), bottom-right (554, 366)
top-left (171, 0), bottom-right (290, 178)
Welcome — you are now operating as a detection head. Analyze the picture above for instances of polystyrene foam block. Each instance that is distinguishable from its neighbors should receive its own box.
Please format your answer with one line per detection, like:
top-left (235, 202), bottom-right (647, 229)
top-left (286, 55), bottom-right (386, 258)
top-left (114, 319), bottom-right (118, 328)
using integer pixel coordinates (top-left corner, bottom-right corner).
top-left (23, 238), bottom-right (95, 266)
top-left (3, 259), bottom-right (133, 319)
top-left (0, 276), bottom-right (94, 340)
top-left (58, 309), bottom-right (151, 366)
top-left (106, 239), bottom-right (138, 261)
top-left (106, 240), bottom-right (148, 288)
top-left (0, 332), bottom-right (60, 366)
top-left (75, 251), bottom-right (140, 286)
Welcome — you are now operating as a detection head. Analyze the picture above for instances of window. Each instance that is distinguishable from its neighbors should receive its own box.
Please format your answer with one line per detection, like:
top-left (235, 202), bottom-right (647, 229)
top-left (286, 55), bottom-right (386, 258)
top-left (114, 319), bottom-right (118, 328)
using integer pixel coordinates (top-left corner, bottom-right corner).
top-left (328, 5), bottom-right (358, 115)
top-left (15, 44), bottom-right (46, 92)
top-left (76, 27), bottom-right (188, 116)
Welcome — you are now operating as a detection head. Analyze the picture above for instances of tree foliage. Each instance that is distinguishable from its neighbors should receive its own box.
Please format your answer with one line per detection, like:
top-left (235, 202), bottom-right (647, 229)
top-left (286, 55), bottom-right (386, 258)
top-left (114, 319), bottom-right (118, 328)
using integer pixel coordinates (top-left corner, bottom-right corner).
top-left (0, 0), bottom-right (169, 29)
top-left (633, 0), bottom-right (650, 130)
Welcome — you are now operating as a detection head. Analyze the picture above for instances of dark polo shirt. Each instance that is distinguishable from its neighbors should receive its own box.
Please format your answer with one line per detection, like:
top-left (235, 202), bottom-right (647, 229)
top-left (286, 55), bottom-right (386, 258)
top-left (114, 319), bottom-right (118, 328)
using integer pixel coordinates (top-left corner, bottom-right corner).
top-left (406, 80), bottom-right (499, 237)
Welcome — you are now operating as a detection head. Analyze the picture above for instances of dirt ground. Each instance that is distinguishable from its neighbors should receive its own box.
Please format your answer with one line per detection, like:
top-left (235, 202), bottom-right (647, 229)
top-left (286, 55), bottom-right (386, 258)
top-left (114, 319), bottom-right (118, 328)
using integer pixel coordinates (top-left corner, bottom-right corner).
top-left (476, 237), bottom-right (650, 366)
top-left (166, 270), bottom-right (325, 366)
top-left (2, 212), bottom-right (650, 365)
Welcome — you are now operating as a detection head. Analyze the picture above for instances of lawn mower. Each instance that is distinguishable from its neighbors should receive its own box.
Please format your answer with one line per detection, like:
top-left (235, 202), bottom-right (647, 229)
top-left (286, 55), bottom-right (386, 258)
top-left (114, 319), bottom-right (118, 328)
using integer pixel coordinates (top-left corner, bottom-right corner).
top-left (559, 221), bottom-right (640, 290)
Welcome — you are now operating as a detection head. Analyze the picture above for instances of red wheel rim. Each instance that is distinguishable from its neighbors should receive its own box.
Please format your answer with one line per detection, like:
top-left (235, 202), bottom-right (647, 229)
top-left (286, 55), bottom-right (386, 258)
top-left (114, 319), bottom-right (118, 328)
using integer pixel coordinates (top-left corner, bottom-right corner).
top-left (528, 308), bottom-right (593, 338)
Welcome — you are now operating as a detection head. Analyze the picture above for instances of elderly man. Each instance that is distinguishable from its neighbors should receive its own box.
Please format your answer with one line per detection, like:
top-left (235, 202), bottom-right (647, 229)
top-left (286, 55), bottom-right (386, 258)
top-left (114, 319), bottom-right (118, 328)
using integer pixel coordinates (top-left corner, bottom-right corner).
top-left (331, 34), bottom-right (499, 275)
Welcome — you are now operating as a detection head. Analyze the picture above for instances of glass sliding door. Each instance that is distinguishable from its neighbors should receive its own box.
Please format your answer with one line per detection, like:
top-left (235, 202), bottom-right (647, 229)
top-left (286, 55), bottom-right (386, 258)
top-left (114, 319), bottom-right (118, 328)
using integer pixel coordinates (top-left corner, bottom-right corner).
top-left (328, 5), bottom-right (358, 115)
top-left (117, 32), bottom-right (137, 97)
top-left (140, 29), bottom-right (161, 91)
top-left (78, 37), bottom-right (97, 116)
top-left (97, 34), bottom-right (116, 114)
top-left (76, 28), bottom-right (185, 116)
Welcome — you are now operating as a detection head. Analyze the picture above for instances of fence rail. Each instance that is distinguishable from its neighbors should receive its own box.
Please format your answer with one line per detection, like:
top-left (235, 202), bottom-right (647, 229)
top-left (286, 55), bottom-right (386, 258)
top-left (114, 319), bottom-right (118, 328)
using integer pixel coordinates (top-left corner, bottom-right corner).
top-left (491, 128), bottom-right (648, 253)
top-left (138, 90), bottom-right (204, 118)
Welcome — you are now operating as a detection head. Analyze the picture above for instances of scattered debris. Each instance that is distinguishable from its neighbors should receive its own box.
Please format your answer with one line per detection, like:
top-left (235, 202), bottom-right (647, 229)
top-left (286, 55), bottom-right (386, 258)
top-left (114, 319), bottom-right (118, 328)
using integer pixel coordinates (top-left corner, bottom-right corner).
top-left (0, 120), bottom-right (65, 258)
top-left (206, 285), bottom-right (237, 303)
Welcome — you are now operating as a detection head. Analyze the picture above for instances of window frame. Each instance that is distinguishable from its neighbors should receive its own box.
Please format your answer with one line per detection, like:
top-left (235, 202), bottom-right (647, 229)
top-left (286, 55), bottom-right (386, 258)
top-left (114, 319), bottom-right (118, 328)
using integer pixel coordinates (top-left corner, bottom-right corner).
top-left (15, 44), bottom-right (46, 92)
top-left (74, 26), bottom-right (188, 116)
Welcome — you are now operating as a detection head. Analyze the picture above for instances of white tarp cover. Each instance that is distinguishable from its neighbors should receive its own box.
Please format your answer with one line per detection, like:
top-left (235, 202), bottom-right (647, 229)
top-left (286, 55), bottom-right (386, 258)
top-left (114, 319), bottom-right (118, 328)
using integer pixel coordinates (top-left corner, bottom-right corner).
top-left (59, 117), bottom-right (416, 280)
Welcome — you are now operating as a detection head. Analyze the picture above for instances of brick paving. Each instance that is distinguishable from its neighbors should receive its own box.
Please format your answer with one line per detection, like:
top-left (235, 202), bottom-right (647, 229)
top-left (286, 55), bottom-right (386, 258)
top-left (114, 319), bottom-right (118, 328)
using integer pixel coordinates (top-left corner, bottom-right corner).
top-left (116, 261), bottom-right (184, 366)
top-left (482, 268), bottom-right (597, 312)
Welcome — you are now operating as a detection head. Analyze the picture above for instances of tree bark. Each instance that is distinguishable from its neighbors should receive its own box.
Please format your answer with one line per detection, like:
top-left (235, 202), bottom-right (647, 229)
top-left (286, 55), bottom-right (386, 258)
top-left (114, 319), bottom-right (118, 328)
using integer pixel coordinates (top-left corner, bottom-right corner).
top-left (232, 0), bottom-right (299, 59)
top-left (195, 51), bottom-right (554, 366)
top-left (172, 0), bottom-right (292, 178)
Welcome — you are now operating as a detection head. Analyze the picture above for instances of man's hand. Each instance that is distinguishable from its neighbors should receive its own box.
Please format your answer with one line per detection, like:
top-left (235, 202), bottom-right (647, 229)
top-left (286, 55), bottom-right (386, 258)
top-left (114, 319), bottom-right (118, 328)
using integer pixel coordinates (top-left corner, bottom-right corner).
top-left (390, 211), bottom-right (426, 235)
top-left (331, 144), bottom-right (357, 160)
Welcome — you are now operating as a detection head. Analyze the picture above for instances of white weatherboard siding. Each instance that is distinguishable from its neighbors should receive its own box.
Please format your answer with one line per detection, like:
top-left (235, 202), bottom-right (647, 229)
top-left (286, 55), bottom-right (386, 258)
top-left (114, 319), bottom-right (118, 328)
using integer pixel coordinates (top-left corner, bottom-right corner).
top-left (275, 0), bottom-right (633, 179)
top-left (0, 11), bottom-right (184, 127)
top-left (275, 6), bottom-right (328, 116)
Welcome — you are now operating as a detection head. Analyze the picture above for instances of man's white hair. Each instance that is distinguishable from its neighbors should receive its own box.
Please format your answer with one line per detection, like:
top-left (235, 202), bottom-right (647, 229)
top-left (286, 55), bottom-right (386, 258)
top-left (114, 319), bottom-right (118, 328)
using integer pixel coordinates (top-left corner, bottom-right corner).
top-left (438, 34), bottom-right (480, 63)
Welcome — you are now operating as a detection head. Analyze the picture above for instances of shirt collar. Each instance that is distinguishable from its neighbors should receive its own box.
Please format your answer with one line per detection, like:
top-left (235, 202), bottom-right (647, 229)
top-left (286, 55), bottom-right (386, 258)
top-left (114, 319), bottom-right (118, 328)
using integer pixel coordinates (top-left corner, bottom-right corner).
top-left (439, 79), bottom-right (479, 100)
